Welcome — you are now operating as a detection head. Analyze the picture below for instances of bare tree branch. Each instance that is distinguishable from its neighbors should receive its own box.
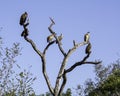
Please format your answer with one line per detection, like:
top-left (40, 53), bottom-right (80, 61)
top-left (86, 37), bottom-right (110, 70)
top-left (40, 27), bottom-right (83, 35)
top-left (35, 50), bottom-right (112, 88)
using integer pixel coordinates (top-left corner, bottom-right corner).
top-left (48, 17), bottom-right (66, 57)
top-left (41, 56), bottom-right (54, 95)
top-left (23, 31), bottom-right (54, 95)
top-left (43, 40), bottom-right (56, 55)
top-left (65, 53), bottom-right (102, 74)
top-left (58, 41), bottom-right (87, 78)
top-left (48, 17), bottom-right (56, 34)
top-left (54, 41), bottom-right (87, 95)
top-left (58, 71), bottom-right (67, 96)
top-left (24, 37), bottom-right (43, 57)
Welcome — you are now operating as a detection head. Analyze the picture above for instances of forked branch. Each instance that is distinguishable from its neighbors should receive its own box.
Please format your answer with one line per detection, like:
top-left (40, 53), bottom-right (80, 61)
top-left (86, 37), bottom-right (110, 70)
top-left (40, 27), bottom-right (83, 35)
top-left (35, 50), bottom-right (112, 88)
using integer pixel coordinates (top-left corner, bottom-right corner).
top-left (58, 71), bottom-right (67, 96)
top-left (48, 17), bottom-right (67, 57)
top-left (23, 36), bottom-right (54, 94)
top-left (20, 16), bottom-right (54, 94)
top-left (19, 12), bottom-right (101, 96)
top-left (43, 40), bottom-right (56, 55)
top-left (54, 41), bottom-right (89, 96)
top-left (65, 53), bottom-right (101, 74)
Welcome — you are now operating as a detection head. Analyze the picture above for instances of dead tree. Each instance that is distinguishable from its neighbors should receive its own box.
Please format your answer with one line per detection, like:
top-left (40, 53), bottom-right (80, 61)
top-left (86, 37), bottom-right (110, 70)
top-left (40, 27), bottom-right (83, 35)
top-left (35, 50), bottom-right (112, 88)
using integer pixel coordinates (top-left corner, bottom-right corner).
top-left (19, 12), bottom-right (101, 96)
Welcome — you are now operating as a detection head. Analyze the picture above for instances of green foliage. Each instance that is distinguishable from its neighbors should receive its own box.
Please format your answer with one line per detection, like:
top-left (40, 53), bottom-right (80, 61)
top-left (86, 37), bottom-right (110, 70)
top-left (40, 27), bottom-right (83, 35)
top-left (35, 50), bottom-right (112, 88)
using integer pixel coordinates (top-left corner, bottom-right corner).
top-left (0, 38), bottom-right (36, 96)
top-left (101, 69), bottom-right (120, 90)
top-left (62, 88), bottom-right (72, 96)
top-left (74, 85), bottom-right (84, 96)
top-left (84, 60), bottom-right (120, 96)
top-left (15, 70), bottom-right (36, 96)
top-left (0, 43), bottom-right (21, 95)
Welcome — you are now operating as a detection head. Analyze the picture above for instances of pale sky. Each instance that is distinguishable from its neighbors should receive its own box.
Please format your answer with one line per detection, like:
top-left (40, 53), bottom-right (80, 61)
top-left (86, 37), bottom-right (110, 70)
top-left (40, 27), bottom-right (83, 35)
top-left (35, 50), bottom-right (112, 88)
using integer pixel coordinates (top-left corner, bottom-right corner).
top-left (0, 0), bottom-right (120, 95)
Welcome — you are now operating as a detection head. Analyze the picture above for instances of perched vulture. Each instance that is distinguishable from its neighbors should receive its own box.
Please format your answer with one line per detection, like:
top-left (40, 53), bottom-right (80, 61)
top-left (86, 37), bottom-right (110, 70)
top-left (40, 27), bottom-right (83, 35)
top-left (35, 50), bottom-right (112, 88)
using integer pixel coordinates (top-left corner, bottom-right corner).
top-left (19, 12), bottom-right (28, 26)
top-left (56, 34), bottom-right (63, 44)
top-left (84, 32), bottom-right (90, 43)
top-left (47, 34), bottom-right (54, 43)
top-left (58, 34), bottom-right (63, 41)
top-left (85, 43), bottom-right (91, 54)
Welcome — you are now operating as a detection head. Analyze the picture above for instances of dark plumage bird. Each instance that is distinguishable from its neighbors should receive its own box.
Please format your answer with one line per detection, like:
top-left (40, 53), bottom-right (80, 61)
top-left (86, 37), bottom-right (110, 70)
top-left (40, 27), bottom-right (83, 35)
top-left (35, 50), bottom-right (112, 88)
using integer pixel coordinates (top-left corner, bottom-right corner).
top-left (47, 34), bottom-right (54, 43)
top-left (19, 12), bottom-right (28, 26)
top-left (84, 32), bottom-right (90, 43)
top-left (21, 28), bottom-right (29, 37)
top-left (85, 43), bottom-right (91, 54)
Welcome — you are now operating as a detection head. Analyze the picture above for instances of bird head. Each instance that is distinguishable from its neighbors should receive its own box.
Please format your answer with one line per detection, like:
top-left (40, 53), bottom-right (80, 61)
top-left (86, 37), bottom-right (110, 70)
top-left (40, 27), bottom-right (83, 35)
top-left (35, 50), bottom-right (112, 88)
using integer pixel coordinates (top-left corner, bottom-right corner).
top-left (60, 34), bottom-right (63, 37)
top-left (25, 12), bottom-right (28, 15)
top-left (87, 32), bottom-right (90, 34)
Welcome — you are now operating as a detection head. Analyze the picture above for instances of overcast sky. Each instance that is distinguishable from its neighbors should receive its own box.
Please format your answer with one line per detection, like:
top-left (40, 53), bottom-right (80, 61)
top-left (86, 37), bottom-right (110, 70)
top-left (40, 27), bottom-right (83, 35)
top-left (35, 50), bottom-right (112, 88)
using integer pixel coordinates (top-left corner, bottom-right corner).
top-left (0, 0), bottom-right (120, 95)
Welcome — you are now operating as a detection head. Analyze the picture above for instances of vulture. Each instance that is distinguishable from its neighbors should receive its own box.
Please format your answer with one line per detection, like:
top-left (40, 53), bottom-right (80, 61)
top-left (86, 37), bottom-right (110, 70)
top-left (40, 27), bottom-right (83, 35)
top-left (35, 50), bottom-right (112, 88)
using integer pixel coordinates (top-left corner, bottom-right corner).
top-left (85, 43), bottom-right (91, 54)
top-left (19, 12), bottom-right (28, 26)
top-left (56, 34), bottom-right (63, 44)
top-left (84, 32), bottom-right (90, 43)
top-left (47, 34), bottom-right (54, 43)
